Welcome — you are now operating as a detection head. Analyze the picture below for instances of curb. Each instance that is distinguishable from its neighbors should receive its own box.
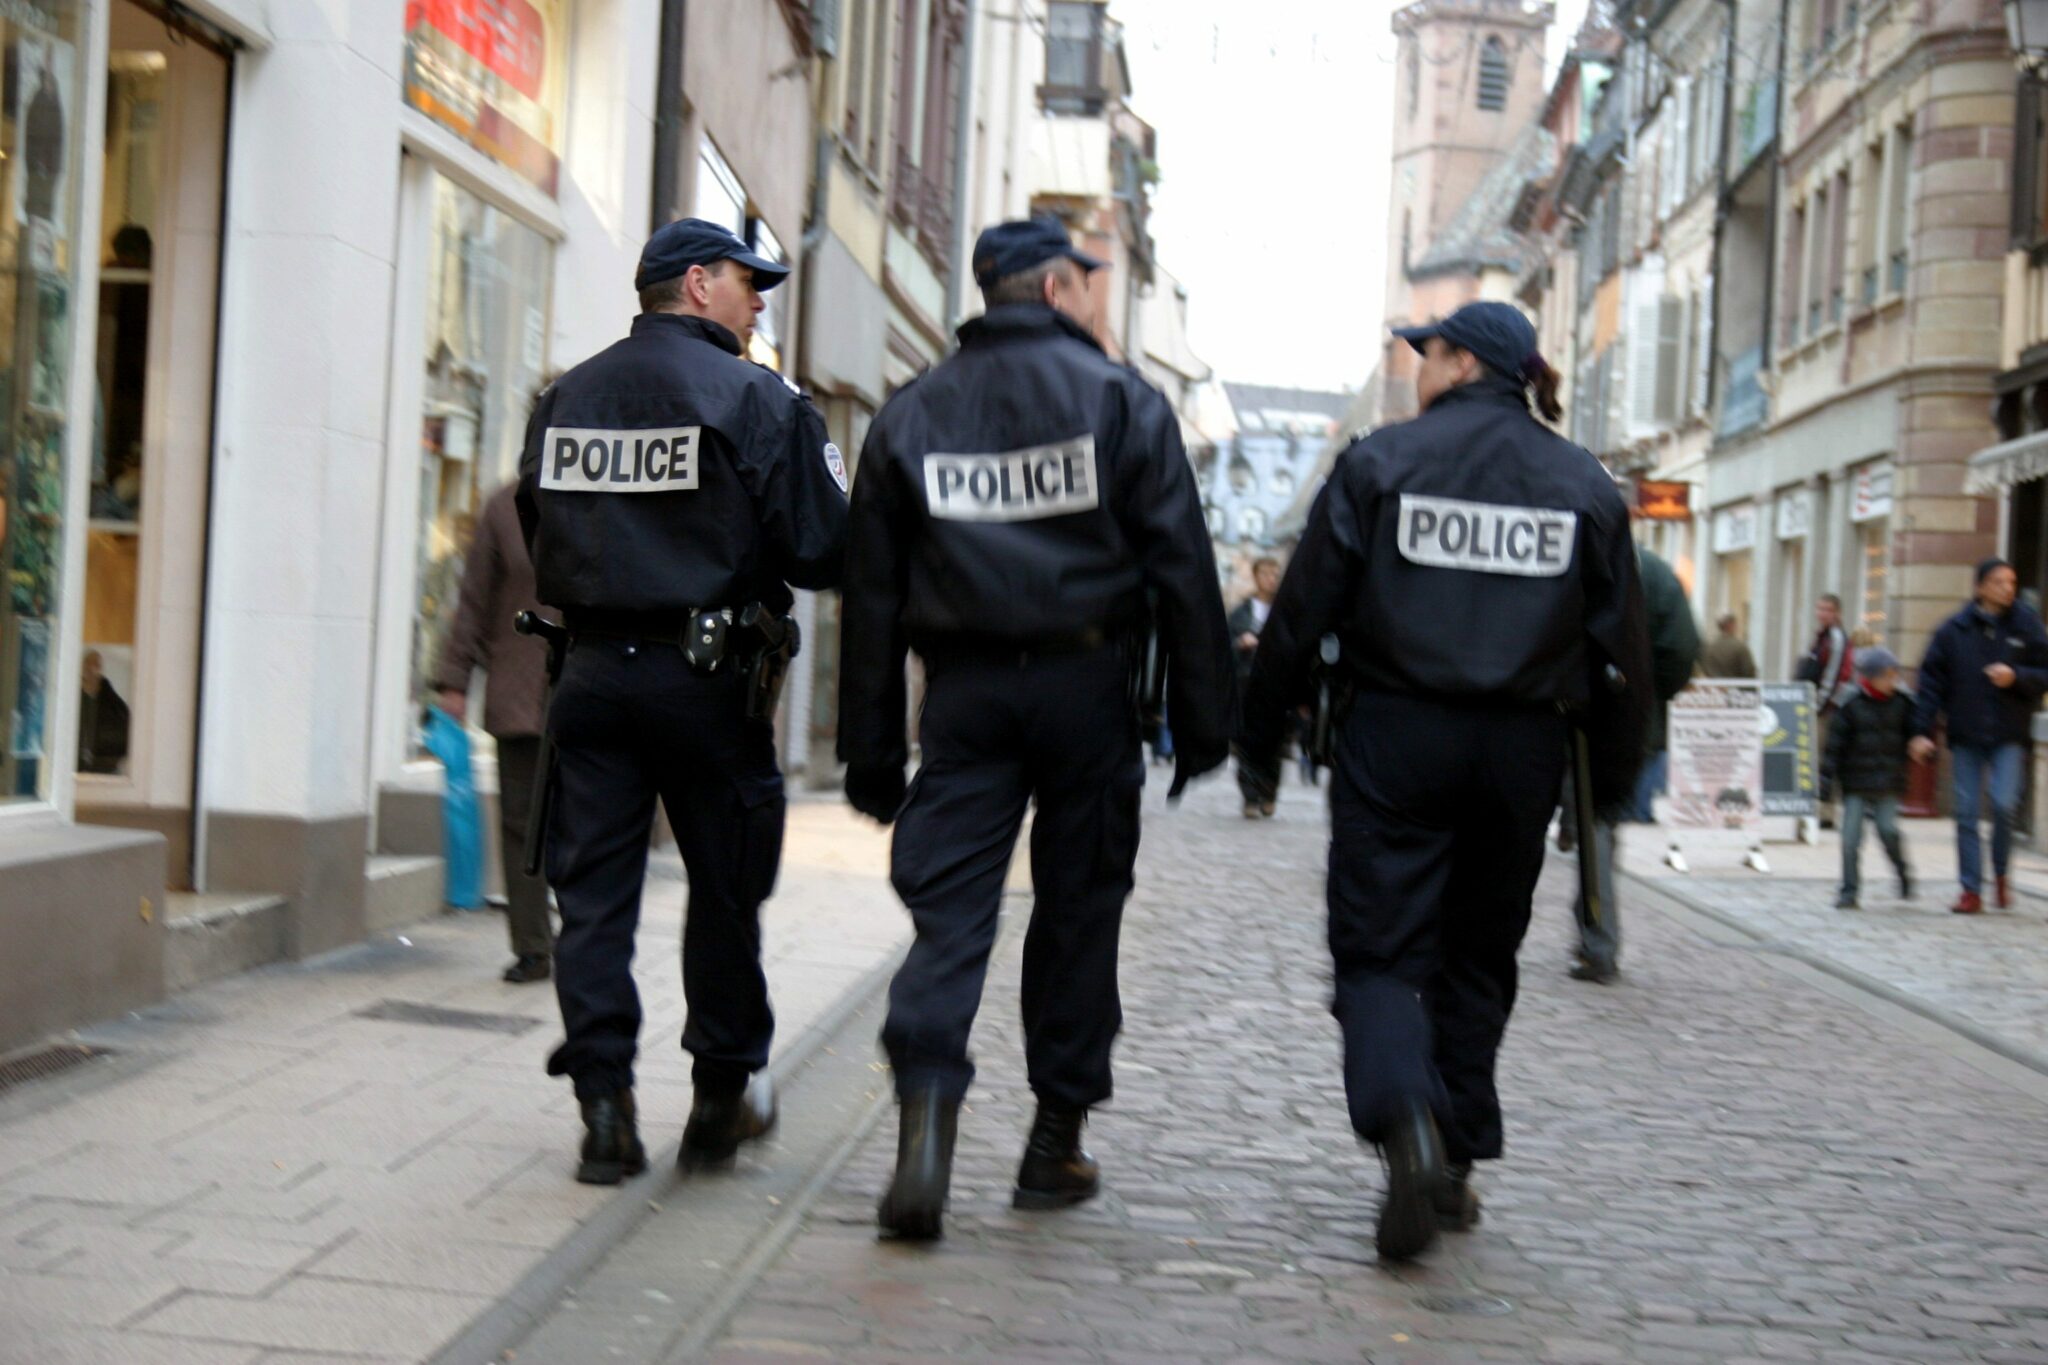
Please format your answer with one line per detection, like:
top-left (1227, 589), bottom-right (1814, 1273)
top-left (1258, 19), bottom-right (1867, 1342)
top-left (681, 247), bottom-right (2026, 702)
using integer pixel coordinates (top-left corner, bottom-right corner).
top-left (422, 945), bottom-right (905, 1365)
top-left (1625, 869), bottom-right (2048, 1081)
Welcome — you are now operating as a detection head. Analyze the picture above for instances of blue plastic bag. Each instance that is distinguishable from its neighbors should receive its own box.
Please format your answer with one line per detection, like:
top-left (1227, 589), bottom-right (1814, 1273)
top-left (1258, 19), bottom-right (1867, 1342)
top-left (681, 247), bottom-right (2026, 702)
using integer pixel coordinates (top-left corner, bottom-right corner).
top-left (420, 705), bottom-right (485, 911)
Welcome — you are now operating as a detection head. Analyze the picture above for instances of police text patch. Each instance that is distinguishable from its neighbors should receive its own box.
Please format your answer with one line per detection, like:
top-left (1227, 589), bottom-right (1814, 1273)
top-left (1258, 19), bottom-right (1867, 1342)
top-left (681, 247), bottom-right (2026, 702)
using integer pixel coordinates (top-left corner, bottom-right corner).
top-left (922, 436), bottom-right (1099, 522)
top-left (540, 426), bottom-right (701, 493)
top-left (1396, 494), bottom-right (1577, 578)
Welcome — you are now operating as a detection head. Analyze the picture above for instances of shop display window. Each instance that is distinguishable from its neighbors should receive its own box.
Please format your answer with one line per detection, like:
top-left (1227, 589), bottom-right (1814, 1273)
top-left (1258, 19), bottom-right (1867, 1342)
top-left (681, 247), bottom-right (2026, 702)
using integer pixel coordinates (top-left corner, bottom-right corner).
top-left (0, 0), bottom-right (90, 802)
top-left (410, 174), bottom-right (551, 755)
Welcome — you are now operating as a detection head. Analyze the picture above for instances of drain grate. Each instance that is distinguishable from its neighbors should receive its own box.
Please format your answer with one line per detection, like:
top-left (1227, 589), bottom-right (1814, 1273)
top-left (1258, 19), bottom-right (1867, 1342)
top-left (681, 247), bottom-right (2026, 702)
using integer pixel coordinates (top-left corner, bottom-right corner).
top-left (355, 1000), bottom-right (543, 1035)
top-left (1417, 1294), bottom-right (1515, 1318)
top-left (0, 1043), bottom-right (109, 1098)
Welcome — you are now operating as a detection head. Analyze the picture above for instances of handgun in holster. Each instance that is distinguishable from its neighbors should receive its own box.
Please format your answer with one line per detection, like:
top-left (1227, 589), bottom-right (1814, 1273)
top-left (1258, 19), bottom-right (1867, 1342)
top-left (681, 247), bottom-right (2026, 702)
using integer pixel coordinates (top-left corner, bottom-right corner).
top-left (514, 610), bottom-right (571, 879)
top-left (1566, 662), bottom-right (1631, 935)
top-left (1129, 622), bottom-right (1167, 743)
top-left (1306, 632), bottom-right (1352, 774)
top-left (736, 603), bottom-right (801, 723)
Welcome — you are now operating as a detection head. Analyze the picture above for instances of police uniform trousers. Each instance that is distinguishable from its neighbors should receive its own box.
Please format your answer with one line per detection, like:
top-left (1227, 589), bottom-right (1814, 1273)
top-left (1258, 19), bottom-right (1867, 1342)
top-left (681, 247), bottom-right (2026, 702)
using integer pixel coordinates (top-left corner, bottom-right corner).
top-left (883, 643), bottom-right (1143, 1110)
top-left (542, 636), bottom-right (784, 1101)
top-left (1327, 691), bottom-right (1566, 1163)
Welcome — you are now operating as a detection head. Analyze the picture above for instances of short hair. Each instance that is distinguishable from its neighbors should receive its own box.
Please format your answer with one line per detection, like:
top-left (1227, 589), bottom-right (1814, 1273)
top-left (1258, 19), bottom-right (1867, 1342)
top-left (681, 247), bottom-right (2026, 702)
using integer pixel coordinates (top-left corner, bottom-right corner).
top-left (638, 259), bottom-right (727, 314)
top-left (982, 257), bottom-right (1078, 309)
top-left (1817, 593), bottom-right (1842, 610)
top-left (1717, 612), bottom-right (1738, 630)
top-left (1252, 556), bottom-right (1281, 574)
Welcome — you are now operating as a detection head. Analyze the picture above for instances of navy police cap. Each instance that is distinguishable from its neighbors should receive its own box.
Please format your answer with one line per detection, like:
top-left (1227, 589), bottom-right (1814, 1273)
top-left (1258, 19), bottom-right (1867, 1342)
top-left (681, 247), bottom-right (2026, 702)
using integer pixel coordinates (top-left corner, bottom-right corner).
top-left (636, 217), bottom-right (791, 293)
top-left (1392, 301), bottom-right (1540, 382)
top-left (971, 216), bottom-right (1104, 289)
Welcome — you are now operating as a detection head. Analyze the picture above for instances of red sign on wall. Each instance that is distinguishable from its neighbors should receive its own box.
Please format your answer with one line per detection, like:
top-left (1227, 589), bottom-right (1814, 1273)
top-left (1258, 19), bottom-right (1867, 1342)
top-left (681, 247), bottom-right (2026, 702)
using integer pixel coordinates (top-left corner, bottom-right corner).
top-left (403, 0), bottom-right (563, 192)
top-left (406, 0), bottom-right (546, 100)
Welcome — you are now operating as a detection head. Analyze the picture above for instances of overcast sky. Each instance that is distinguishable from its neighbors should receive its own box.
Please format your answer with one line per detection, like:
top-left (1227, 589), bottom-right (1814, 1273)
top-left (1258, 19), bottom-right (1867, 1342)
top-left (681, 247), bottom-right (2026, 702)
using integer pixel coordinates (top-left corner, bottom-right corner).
top-left (1112, 0), bottom-right (1589, 394)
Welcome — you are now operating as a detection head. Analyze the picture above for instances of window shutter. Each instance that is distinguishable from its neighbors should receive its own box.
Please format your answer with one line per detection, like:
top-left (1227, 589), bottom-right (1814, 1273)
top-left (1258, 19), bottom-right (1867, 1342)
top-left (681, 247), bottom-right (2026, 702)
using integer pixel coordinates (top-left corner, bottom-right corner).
top-left (1628, 286), bottom-right (1665, 436)
top-left (1674, 79), bottom-right (1692, 198)
top-left (1655, 294), bottom-right (1685, 425)
top-left (1693, 275), bottom-right (1715, 414)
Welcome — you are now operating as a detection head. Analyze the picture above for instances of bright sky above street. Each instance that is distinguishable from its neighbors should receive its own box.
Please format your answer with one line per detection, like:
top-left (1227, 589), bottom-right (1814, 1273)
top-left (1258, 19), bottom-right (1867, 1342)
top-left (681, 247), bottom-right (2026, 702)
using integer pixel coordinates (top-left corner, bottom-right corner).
top-left (1113, 0), bottom-right (1589, 394)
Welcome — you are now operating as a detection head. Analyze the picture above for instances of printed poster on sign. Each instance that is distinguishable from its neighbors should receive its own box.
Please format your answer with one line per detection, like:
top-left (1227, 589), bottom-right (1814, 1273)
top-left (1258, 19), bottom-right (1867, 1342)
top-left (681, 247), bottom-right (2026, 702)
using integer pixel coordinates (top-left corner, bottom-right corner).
top-left (403, 0), bottom-right (567, 193)
top-left (1667, 680), bottom-right (1766, 834)
top-left (1759, 682), bottom-right (1818, 817)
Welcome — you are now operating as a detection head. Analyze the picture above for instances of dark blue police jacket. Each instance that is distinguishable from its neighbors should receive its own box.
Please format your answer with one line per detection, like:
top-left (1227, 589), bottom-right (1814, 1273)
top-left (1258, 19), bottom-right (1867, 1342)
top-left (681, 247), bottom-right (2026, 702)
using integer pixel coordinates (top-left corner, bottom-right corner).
top-left (837, 303), bottom-right (1235, 772)
top-left (516, 313), bottom-right (847, 614)
top-left (1243, 375), bottom-right (1653, 809)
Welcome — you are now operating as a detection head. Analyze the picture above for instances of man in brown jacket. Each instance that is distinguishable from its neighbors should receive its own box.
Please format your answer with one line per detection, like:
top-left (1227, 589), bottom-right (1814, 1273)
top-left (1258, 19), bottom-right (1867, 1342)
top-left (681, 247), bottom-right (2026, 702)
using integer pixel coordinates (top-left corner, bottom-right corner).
top-left (436, 481), bottom-right (557, 983)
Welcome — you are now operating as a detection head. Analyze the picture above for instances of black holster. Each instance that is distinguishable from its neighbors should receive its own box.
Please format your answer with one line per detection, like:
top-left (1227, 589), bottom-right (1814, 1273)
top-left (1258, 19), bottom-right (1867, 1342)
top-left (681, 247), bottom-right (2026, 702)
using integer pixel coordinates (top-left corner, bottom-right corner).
top-left (736, 604), bottom-right (801, 722)
top-left (1306, 633), bottom-right (1352, 771)
top-left (514, 611), bottom-right (571, 879)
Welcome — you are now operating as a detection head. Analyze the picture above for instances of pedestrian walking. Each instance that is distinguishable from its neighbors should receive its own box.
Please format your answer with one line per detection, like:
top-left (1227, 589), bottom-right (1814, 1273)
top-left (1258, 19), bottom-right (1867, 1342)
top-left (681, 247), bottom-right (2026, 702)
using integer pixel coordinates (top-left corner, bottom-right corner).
top-left (1699, 612), bottom-right (1757, 678)
top-left (1568, 539), bottom-right (1696, 985)
top-left (1909, 558), bottom-right (2048, 914)
top-left (1800, 594), bottom-right (1856, 832)
top-left (515, 218), bottom-right (848, 1184)
top-left (838, 216), bottom-right (1234, 1241)
top-left (1230, 556), bottom-right (1283, 817)
top-left (1822, 647), bottom-right (1914, 909)
top-left (1239, 300), bottom-right (1650, 1262)
top-left (434, 480), bottom-right (558, 984)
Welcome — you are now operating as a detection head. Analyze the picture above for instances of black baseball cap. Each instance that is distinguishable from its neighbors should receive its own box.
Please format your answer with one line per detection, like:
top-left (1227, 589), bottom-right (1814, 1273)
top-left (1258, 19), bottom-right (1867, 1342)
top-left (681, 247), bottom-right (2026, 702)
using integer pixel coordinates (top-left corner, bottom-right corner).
top-left (636, 217), bottom-right (791, 293)
top-left (971, 216), bottom-right (1104, 289)
top-left (1392, 301), bottom-right (1540, 381)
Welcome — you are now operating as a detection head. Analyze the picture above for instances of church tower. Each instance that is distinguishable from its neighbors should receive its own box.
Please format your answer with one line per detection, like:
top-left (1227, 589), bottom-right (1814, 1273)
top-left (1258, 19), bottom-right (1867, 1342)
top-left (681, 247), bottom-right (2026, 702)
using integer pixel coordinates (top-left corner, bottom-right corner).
top-left (1382, 0), bottom-right (1554, 420)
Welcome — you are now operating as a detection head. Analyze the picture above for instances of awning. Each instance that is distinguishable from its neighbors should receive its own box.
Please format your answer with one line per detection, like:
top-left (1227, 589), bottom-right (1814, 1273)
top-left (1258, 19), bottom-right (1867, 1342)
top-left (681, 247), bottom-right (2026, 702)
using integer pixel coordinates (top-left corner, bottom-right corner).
top-left (1966, 430), bottom-right (2048, 494)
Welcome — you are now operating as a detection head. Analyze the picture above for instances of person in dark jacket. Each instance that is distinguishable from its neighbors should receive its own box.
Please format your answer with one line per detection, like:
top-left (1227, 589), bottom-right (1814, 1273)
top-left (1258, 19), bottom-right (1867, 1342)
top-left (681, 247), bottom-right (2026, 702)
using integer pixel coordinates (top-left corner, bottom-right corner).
top-left (516, 218), bottom-right (848, 1185)
top-left (1823, 646), bottom-right (1914, 909)
top-left (435, 480), bottom-right (558, 984)
top-left (1910, 558), bottom-right (2048, 913)
top-left (839, 217), bottom-right (1234, 1241)
top-left (1568, 541), bottom-right (1697, 984)
top-left (1229, 557), bottom-right (1283, 816)
top-left (1239, 301), bottom-right (1651, 1262)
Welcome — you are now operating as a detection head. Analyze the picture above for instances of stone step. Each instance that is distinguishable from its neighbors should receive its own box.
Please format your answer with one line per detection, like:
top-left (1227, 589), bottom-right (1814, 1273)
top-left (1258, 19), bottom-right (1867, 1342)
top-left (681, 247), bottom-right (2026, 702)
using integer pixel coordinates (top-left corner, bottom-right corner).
top-left (365, 854), bottom-right (447, 934)
top-left (164, 892), bottom-right (290, 993)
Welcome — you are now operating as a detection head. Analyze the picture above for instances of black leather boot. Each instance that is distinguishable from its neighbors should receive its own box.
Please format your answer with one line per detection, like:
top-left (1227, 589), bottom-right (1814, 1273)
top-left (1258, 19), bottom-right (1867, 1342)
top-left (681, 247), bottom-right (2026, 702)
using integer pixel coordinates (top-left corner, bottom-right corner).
top-left (1374, 1101), bottom-right (1446, 1261)
top-left (1012, 1102), bottom-right (1101, 1210)
top-left (680, 1073), bottom-right (778, 1171)
top-left (877, 1086), bottom-right (958, 1241)
top-left (575, 1090), bottom-right (648, 1186)
top-left (1435, 1159), bottom-right (1481, 1231)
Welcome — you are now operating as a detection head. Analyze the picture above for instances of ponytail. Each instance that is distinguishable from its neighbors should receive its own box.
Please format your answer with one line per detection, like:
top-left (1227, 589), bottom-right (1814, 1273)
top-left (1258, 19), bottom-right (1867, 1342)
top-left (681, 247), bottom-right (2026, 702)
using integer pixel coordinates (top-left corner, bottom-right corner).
top-left (1520, 353), bottom-right (1564, 425)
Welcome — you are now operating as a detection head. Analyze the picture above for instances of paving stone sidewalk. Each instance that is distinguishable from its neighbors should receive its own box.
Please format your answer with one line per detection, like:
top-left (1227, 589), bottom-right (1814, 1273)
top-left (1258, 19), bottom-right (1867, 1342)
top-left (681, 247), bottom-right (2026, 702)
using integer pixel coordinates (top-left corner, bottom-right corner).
top-left (689, 773), bottom-right (2048, 1364)
top-left (0, 801), bottom-right (906, 1365)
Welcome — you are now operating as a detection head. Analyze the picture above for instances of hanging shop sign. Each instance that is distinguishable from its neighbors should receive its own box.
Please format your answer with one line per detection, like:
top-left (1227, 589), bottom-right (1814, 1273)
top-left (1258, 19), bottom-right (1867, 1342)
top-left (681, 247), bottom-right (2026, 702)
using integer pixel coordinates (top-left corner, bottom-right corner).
top-left (1711, 504), bottom-right (1757, 555)
top-left (1851, 463), bottom-right (1893, 523)
top-left (1635, 479), bottom-right (1692, 521)
top-left (403, 0), bottom-right (567, 193)
top-left (1775, 489), bottom-right (1811, 541)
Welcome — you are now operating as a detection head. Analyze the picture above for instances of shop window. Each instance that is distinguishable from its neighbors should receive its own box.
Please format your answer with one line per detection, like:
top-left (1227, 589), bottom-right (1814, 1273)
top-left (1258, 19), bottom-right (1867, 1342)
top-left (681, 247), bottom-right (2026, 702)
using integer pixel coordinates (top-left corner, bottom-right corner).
top-left (411, 177), bottom-right (552, 752)
top-left (1, 0), bottom-right (90, 803)
top-left (1857, 520), bottom-right (1888, 645)
top-left (75, 52), bottom-right (164, 779)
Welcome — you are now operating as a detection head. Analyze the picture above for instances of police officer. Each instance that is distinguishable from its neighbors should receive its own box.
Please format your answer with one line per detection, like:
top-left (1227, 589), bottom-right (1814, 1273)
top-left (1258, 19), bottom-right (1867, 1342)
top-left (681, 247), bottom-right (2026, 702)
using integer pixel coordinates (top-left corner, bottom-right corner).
top-left (839, 217), bottom-right (1235, 1240)
top-left (1240, 301), bottom-right (1650, 1261)
top-left (516, 219), bottom-right (848, 1184)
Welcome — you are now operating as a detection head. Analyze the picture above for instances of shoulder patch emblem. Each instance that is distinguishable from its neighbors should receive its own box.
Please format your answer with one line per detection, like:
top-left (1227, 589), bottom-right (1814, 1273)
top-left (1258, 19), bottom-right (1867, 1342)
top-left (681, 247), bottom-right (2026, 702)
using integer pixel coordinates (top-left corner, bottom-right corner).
top-left (824, 441), bottom-right (848, 493)
top-left (1396, 493), bottom-right (1577, 578)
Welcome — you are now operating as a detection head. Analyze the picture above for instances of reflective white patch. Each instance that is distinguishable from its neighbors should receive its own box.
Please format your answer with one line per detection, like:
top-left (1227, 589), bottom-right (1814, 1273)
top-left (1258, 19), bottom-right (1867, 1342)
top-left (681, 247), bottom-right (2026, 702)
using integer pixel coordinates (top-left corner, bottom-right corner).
top-left (824, 441), bottom-right (848, 493)
top-left (1396, 493), bottom-right (1577, 578)
top-left (922, 436), bottom-right (1099, 523)
top-left (540, 426), bottom-right (701, 493)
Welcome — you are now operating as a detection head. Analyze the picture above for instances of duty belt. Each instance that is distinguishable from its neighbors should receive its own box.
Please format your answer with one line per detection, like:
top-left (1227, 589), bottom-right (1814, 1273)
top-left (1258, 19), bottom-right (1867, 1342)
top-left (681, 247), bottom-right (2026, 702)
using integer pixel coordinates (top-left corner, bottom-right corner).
top-left (566, 607), bottom-right (738, 672)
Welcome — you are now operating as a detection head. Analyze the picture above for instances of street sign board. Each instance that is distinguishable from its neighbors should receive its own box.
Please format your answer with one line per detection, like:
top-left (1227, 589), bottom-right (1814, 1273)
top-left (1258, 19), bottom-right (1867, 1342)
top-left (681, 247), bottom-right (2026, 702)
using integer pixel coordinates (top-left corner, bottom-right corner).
top-left (1759, 681), bottom-right (1818, 817)
top-left (1667, 680), bottom-right (1765, 835)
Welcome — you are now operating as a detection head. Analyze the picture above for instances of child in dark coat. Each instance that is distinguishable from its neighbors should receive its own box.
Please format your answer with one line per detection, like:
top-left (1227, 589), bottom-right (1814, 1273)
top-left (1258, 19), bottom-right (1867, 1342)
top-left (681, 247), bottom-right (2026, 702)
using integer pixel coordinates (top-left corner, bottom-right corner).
top-left (1821, 647), bottom-right (1915, 908)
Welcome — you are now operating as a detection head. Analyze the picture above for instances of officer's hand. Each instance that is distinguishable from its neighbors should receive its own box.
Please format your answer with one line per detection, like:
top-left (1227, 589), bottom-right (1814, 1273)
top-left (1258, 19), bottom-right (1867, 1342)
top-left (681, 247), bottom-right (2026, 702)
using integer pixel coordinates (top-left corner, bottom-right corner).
top-left (845, 761), bottom-right (908, 825)
top-left (437, 689), bottom-right (468, 725)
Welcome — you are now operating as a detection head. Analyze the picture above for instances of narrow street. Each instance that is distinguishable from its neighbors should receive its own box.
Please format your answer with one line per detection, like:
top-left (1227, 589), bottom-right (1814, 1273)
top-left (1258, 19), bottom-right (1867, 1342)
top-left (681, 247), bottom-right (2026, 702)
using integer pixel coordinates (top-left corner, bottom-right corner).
top-left (504, 773), bottom-right (2048, 1365)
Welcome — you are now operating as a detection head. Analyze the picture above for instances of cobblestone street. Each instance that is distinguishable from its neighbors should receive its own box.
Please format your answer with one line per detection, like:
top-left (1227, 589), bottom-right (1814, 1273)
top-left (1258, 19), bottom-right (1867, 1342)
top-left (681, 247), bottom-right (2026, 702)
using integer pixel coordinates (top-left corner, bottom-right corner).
top-left (645, 772), bottom-right (2048, 1365)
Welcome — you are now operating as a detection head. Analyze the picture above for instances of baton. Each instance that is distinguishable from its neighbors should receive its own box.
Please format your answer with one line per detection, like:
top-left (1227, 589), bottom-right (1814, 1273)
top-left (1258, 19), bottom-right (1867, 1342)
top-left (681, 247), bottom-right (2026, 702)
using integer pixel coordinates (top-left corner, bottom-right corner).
top-left (1571, 664), bottom-right (1629, 936)
top-left (514, 611), bottom-right (570, 879)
